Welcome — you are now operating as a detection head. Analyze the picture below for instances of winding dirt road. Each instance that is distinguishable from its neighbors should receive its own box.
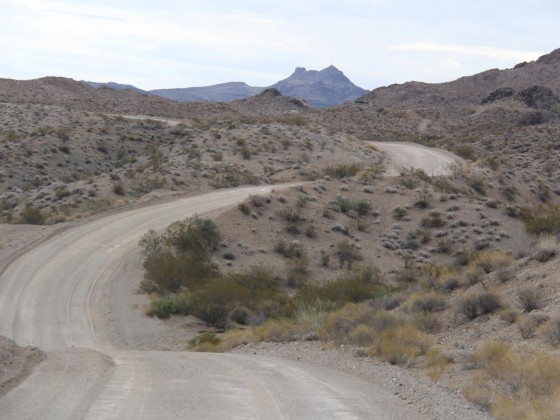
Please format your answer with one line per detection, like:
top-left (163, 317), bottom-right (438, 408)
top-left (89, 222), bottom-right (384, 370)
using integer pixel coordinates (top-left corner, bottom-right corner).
top-left (372, 142), bottom-right (461, 176)
top-left (0, 142), bottom-right (461, 419)
top-left (0, 185), bottom-right (424, 419)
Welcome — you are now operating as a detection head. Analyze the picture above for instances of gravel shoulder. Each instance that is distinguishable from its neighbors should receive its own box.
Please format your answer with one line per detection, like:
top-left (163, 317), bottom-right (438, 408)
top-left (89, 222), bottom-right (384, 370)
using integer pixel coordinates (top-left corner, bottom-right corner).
top-left (232, 341), bottom-right (491, 420)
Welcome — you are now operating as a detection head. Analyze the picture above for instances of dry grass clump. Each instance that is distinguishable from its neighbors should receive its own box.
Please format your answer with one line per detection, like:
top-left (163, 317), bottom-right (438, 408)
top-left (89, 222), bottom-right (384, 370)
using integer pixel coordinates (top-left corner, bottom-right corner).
top-left (534, 234), bottom-right (559, 262)
top-left (464, 341), bottom-right (560, 419)
top-left (540, 319), bottom-right (560, 347)
top-left (517, 315), bottom-right (539, 339)
top-left (471, 250), bottom-right (513, 274)
top-left (521, 204), bottom-right (560, 235)
top-left (424, 347), bottom-right (451, 381)
top-left (368, 324), bottom-right (431, 366)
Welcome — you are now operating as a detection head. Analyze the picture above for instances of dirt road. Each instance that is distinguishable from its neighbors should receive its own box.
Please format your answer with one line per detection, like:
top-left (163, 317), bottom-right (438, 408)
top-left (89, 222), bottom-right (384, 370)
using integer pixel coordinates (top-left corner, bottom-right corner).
top-left (371, 142), bottom-right (461, 176)
top-left (0, 185), bottom-right (424, 419)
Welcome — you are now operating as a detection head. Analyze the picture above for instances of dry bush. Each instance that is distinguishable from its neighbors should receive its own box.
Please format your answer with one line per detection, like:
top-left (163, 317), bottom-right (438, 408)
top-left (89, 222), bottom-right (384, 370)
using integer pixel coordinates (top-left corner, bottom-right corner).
top-left (517, 315), bottom-right (538, 339)
top-left (324, 163), bottom-right (361, 179)
top-left (368, 324), bottom-right (431, 365)
top-left (424, 347), bottom-right (450, 381)
top-left (457, 291), bottom-right (501, 321)
top-left (498, 308), bottom-right (518, 324)
top-left (517, 286), bottom-right (543, 312)
top-left (404, 292), bottom-right (447, 314)
top-left (540, 319), bottom-right (560, 347)
top-left (420, 211), bottom-right (446, 228)
top-left (349, 325), bottom-right (377, 346)
top-left (472, 250), bottom-right (513, 274)
top-left (534, 235), bottom-right (559, 262)
top-left (412, 313), bottom-right (442, 333)
top-left (464, 341), bottom-right (560, 419)
top-left (521, 204), bottom-right (560, 235)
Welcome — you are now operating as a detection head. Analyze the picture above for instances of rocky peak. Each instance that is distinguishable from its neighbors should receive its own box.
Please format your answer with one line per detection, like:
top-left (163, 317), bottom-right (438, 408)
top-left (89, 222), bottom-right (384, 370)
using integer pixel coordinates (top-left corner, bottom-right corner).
top-left (257, 88), bottom-right (282, 97)
top-left (536, 48), bottom-right (560, 65)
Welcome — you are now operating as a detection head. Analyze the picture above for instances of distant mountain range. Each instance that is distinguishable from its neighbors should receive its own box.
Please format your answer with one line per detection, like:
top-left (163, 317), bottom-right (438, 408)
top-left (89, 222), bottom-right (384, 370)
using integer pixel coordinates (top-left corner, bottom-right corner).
top-left (84, 65), bottom-right (367, 108)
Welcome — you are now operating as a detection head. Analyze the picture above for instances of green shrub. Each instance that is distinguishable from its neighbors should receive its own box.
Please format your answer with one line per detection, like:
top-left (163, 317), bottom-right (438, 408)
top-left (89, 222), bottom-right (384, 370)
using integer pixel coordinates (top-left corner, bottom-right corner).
top-left (19, 206), bottom-right (45, 225)
top-left (325, 163), bottom-right (361, 179)
top-left (454, 145), bottom-right (477, 161)
top-left (421, 212), bottom-right (445, 228)
top-left (144, 293), bottom-right (190, 318)
top-left (112, 182), bottom-right (125, 196)
top-left (297, 268), bottom-right (384, 305)
top-left (393, 206), bottom-right (407, 220)
top-left (336, 240), bottom-right (362, 269)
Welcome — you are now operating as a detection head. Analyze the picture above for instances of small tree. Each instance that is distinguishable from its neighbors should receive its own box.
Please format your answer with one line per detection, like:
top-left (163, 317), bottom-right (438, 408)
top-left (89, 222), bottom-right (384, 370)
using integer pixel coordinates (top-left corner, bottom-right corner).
top-left (336, 241), bottom-right (362, 269)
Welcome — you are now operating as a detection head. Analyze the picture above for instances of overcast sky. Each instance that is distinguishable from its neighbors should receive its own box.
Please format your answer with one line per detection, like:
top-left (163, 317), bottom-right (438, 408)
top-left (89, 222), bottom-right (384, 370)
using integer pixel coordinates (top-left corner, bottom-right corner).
top-left (1, 0), bottom-right (557, 90)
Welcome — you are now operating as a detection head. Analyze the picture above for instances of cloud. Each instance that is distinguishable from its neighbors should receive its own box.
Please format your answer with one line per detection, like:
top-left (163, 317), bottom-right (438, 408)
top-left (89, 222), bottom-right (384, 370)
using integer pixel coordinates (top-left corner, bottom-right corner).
top-left (387, 43), bottom-right (543, 62)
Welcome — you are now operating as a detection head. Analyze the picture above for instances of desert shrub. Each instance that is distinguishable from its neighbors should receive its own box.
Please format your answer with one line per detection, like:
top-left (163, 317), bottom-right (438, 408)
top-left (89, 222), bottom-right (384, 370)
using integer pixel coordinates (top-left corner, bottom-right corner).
top-left (140, 250), bottom-right (217, 294)
top-left (112, 182), bottom-right (125, 196)
top-left (465, 341), bottom-right (560, 418)
top-left (274, 240), bottom-right (302, 258)
top-left (238, 203), bottom-right (250, 215)
top-left (433, 177), bottom-right (463, 194)
top-left (517, 286), bottom-right (542, 312)
top-left (454, 145), bottom-right (477, 161)
top-left (324, 163), bottom-right (361, 179)
top-left (393, 206), bottom-right (407, 220)
top-left (498, 308), bottom-right (518, 324)
top-left (424, 347), bottom-right (450, 381)
top-left (139, 216), bottom-right (221, 294)
top-left (412, 313), bottom-right (441, 333)
top-left (472, 250), bottom-right (512, 274)
top-left (329, 196), bottom-right (371, 216)
top-left (541, 319), bottom-right (560, 346)
top-left (369, 324), bottom-right (430, 365)
top-left (454, 247), bottom-right (477, 266)
top-left (19, 206), bottom-right (45, 225)
top-left (320, 250), bottom-right (330, 266)
top-left (477, 291), bottom-right (502, 314)
top-left (189, 267), bottom-right (287, 329)
top-left (336, 240), bottom-right (362, 269)
top-left (534, 234), bottom-right (558, 262)
top-left (517, 315), bottom-right (538, 339)
top-left (298, 268), bottom-right (384, 305)
top-left (349, 325), bottom-right (377, 346)
top-left (414, 190), bottom-right (433, 209)
top-left (420, 212), bottom-right (445, 228)
top-left (458, 294), bottom-right (481, 320)
top-left (521, 204), bottom-right (560, 235)
top-left (458, 291), bottom-right (501, 320)
top-left (144, 293), bottom-right (190, 318)
top-left (304, 223), bottom-right (317, 238)
top-left (437, 273), bottom-right (462, 292)
top-left (188, 332), bottom-right (221, 349)
top-left (276, 207), bottom-right (303, 223)
top-left (405, 292), bottom-right (447, 313)
top-left (467, 175), bottom-right (486, 195)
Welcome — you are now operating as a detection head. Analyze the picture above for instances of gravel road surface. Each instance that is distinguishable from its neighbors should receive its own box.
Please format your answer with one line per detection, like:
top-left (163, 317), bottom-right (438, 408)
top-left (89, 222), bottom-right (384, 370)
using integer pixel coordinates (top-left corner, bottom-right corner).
top-left (0, 143), bottom-right (481, 419)
top-left (0, 185), bottom-right (423, 419)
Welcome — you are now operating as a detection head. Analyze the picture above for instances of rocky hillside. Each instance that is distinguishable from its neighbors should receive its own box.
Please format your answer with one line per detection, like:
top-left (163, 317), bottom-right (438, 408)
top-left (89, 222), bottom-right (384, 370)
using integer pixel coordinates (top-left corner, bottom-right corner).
top-left (152, 82), bottom-right (264, 103)
top-left (359, 48), bottom-right (560, 107)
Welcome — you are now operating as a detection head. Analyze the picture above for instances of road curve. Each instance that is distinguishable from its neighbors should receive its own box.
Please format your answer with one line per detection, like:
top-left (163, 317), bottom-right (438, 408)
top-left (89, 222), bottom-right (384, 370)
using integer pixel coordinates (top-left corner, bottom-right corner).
top-left (0, 185), bottom-right (423, 419)
top-left (371, 142), bottom-right (461, 176)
